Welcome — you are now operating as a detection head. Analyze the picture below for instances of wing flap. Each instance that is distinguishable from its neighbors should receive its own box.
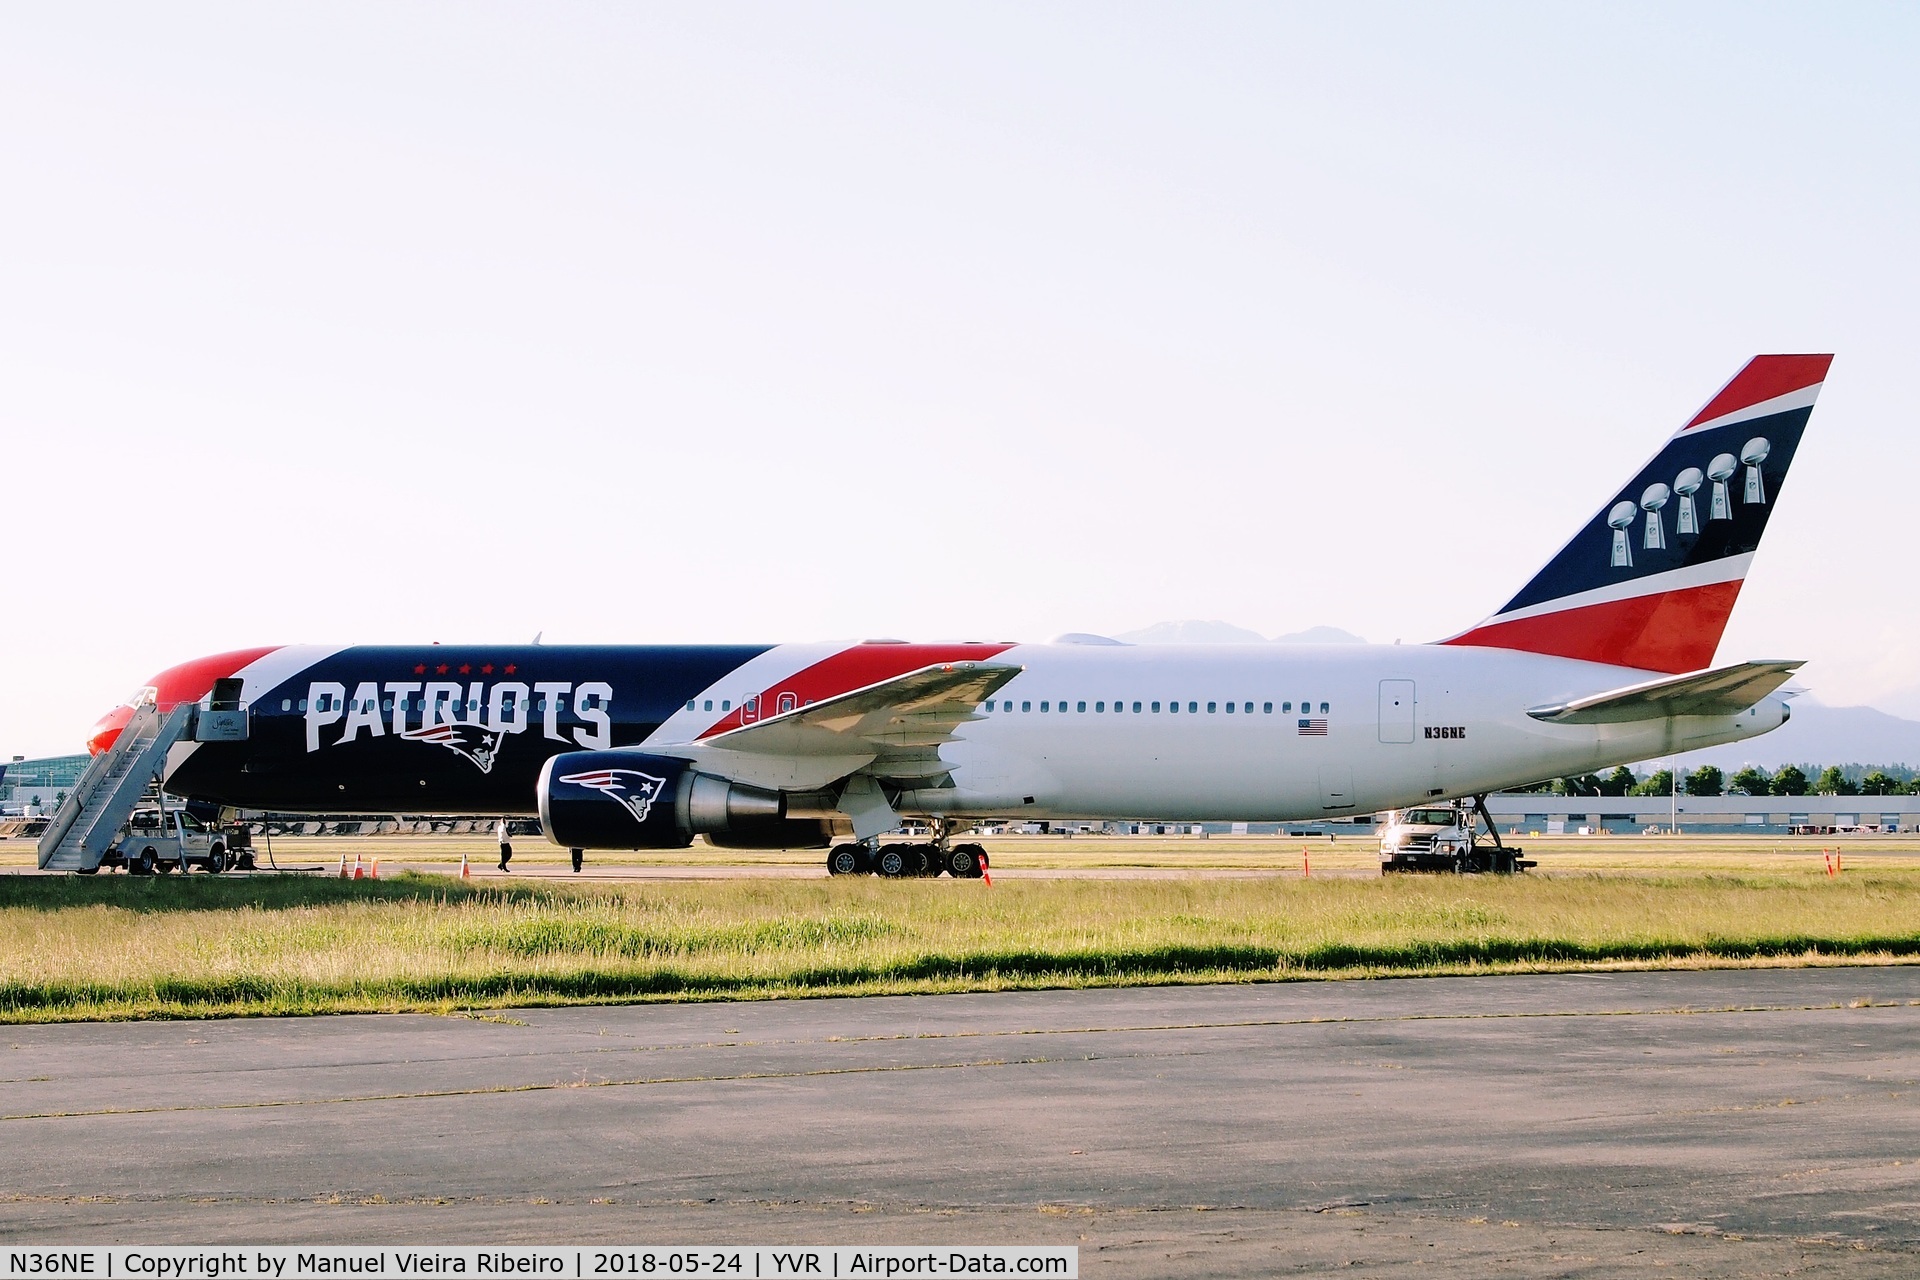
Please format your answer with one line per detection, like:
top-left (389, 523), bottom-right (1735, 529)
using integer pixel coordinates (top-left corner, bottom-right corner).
top-left (1527, 660), bottom-right (1803, 725)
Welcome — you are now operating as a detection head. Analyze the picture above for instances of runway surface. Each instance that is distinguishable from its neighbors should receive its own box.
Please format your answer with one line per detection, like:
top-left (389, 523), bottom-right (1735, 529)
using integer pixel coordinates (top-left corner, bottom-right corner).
top-left (4, 967), bottom-right (1918, 1277)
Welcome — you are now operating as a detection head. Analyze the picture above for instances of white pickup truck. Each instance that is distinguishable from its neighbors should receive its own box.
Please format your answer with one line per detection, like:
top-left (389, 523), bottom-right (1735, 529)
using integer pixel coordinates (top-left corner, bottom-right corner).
top-left (103, 805), bottom-right (255, 875)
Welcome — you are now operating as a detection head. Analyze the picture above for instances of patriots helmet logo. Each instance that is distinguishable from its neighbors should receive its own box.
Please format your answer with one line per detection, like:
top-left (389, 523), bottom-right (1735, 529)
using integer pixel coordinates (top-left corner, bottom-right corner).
top-left (401, 722), bottom-right (508, 773)
top-left (558, 767), bottom-right (668, 824)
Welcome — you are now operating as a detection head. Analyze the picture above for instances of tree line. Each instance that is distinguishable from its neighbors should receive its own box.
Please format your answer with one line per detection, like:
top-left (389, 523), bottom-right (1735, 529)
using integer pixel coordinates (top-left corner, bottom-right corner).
top-left (1509, 763), bottom-right (1919, 798)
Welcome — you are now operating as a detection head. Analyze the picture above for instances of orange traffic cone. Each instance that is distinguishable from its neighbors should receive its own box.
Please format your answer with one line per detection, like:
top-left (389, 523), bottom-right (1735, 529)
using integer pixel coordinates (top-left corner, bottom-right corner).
top-left (352, 851), bottom-right (365, 880)
top-left (337, 851), bottom-right (348, 879)
top-left (979, 849), bottom-right (991, 887)
top-left (370, 855), bottom-right (380, 880)
top-left (459, 851), bottom-right (471, 880)
top-left (1302, 844), bottom-right (1311, 878)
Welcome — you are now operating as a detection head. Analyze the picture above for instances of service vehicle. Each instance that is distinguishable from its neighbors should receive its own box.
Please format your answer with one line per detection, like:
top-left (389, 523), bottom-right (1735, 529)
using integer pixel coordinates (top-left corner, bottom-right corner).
top-left (1378, 800), bottom-right (1533, 874)
top-left (101, 802), bottom-right (255, 876)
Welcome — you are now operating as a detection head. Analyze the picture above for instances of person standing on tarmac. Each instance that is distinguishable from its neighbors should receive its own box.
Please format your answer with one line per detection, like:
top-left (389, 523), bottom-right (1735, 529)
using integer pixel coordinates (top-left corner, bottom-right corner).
top-left (495, 817), bottom-right (513, 872)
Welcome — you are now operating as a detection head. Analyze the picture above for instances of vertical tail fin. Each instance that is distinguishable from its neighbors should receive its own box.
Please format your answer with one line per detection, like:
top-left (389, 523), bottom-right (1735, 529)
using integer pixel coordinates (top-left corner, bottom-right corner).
top-left (1441, 354), bottom-right (1832, 673)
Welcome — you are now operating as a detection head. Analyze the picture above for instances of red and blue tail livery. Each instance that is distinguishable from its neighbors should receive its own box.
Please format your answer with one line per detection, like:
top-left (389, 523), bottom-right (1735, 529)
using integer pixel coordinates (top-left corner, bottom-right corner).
top-left (63, 355), bottom-right (1828, 864)
top-left (1443, 355), bottom-right (1831, 673)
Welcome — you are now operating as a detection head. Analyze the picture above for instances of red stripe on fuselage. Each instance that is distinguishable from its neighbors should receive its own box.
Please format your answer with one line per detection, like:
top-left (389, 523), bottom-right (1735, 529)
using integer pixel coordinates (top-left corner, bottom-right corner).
top-left (87, 645), bottom-right (284, 755)
top-left (694, 642), bottom-right (1017, 740)
top-left (1439, 581), bottom-right (1744, 675)
top-left (1684, 354), bottom-right (1832, 429)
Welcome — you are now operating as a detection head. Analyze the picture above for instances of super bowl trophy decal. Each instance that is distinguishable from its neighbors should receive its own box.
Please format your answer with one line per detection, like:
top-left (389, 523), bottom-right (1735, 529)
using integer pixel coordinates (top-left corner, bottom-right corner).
top-left (1673, 466), bottom-right (1703, 536)
top-left (1742, 436), bottom-right (1771, 504)
top-left (1640, 482), bottom-right (1670, 551)
top-left (1608, 499), bottom-right (1637, 567)
top-left (1707, 452), bottom-right (1737, 520)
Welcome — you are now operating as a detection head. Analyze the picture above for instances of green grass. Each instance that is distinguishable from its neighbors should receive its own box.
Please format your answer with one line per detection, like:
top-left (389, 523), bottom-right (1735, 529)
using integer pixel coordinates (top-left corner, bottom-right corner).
top-left (3, 869), bottom-right (1918, 1022)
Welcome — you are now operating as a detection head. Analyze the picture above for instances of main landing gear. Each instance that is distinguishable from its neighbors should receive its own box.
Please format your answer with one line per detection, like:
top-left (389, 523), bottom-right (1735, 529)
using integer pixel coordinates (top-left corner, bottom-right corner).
top-left (826, 819), bottom-right (989, 879)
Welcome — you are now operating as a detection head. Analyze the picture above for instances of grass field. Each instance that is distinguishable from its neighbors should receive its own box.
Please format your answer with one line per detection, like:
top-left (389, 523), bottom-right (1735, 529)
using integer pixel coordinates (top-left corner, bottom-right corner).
top-left (2, 839), bottom-right (1918, 1022)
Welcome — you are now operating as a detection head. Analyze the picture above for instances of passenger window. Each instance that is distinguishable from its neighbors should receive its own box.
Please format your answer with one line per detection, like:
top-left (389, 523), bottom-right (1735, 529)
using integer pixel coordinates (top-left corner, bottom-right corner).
top-left (1283, 702), bottom-right (1292, 712)
top-left (1244, 702), bottom-right (1253, 714)
top-left (1022, 701), bottom-right (1031, 712)
top-left (1133, 701), bottom-right (1142, 713)
top-left (1095, 701), bottom-right (1105, 712)
top-left (722, 700), bottom-right (731, 711)
top-left (1320, 702), bottom-right (1330, 713)
top-left (778, 693), bottom-right (798, 714)
top-left (1169, 701), bottom-right (1179, 714)
top-left (1076, 701), bottom-right (1086, 713)
top-left (1263, 702), bottom-right (1272, 713)
top-left (1207, 702), bottom-right (1217, 713)
top-left (298, 699), bottom-right (308, 712)
top-left (686, 700), bottom-right (696, 711)
top-left (1041, 701), bottom-right (1050, 712)
top-left (1225, 702), bottom-right (1234, 714)
top-left (382, 700), bottom-right (393, 712)
top-left (281, 699), bottom-right (291, 712)
top-left (1189, 702), bottom-right (1198, 713)
top-left (703, 700), bottom-right (713, 711)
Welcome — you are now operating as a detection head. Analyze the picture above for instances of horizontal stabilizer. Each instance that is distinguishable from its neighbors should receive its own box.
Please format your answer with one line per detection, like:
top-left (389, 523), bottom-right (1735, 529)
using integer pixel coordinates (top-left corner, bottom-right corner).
top-left (1526, 660), bottom-right (1803, 725)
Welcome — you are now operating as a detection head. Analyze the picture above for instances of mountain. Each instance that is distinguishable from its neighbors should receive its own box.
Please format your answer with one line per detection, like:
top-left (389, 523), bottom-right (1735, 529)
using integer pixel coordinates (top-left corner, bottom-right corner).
top-left (1113, 621), bottom-right (1366, 645)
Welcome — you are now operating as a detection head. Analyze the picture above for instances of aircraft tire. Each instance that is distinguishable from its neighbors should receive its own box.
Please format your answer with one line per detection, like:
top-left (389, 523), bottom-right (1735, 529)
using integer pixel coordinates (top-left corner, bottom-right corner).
top-left (875, 844), bottom-right (910, 878)
top-left (827, 845), bottom-right (864, 876)
top-left (945, 845), bottom-right (982, 878)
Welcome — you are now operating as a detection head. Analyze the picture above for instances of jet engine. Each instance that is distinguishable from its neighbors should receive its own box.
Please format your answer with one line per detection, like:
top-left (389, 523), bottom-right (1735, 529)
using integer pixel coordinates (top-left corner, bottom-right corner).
top-left (536, 751), bottom-right (832, 850)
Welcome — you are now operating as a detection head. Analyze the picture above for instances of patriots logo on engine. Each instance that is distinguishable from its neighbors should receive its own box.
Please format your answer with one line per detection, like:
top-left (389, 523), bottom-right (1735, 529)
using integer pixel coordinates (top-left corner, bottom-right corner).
top-left (559, 767), bottom-right (668, 824)
top-left (401, 722), bottom-right (508, 773)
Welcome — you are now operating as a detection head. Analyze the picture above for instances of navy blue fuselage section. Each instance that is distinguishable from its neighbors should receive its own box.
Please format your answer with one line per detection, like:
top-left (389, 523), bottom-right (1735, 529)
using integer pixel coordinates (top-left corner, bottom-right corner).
top-left (1498, 406), bottom-right (1811, 615)
top-left (165, 645), bottom-right (772, 814)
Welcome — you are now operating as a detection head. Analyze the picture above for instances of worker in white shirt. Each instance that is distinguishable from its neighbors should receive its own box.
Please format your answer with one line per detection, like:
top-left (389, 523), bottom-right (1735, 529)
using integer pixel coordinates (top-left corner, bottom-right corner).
top-left (495, 818), bottom-right (513, 872)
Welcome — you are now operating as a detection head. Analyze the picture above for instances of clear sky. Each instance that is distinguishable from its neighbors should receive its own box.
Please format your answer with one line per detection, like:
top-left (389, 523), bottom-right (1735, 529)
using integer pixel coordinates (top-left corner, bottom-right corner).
top-left (4, 3), bottom-right (1916, 757)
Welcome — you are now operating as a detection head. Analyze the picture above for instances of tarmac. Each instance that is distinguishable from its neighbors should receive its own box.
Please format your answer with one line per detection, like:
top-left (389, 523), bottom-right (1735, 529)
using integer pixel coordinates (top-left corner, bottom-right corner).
top-left (3, 967), bottom-right (1918, 1277)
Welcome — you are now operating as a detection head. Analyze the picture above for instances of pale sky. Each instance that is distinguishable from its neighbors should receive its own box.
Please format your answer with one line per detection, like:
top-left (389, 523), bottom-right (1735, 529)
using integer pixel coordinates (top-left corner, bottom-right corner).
top-left (4, 3), bottom-right (1917, 757)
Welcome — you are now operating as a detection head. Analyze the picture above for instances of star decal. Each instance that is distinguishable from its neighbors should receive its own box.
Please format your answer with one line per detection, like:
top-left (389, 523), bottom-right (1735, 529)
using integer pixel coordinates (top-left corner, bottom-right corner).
top-left (481, 663), bottom-right (494, 675)
top-left (458, 664), bottom-right (472, 675)
top-left (413, 663), bottom-right (426, 675)
top-left (435, 664), bottom-right (449, 675)
top-left (504, 663), bottom-right (517, 675)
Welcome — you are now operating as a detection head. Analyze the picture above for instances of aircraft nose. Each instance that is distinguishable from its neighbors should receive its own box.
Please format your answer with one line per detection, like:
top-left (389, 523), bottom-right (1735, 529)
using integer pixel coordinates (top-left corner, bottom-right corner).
top-left (88, 705), bottom-right (133, 756)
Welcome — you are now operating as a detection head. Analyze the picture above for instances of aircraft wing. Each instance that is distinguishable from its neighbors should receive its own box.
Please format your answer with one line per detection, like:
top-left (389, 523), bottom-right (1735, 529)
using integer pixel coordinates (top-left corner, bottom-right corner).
top-left (1526, 660), bottom-right (1803, 725)
top-left (699, 661), bottom-right (1023, 774)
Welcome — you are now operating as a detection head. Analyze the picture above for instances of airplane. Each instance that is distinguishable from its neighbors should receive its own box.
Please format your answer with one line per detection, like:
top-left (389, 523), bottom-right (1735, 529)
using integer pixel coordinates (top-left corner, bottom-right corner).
top-left (84, 354), bottom-right (1830, 875)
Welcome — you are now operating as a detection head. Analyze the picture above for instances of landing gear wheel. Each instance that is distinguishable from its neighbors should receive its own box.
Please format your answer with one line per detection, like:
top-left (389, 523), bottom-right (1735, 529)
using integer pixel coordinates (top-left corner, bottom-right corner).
top-left (827, 845), bottom-right (864, 876)
top-left (570, 848), bottom-right (584, 873)
top-left (875, 844), bottom-right (910, 878)
top-left (945, 844), bottom-right (983, 878)
top-left (913, 845), bottom-right (941, 877)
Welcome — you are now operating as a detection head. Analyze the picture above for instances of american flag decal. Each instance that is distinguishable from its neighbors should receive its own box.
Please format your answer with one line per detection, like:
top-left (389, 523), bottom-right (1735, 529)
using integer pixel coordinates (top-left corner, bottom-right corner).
top-left (1297, 718), bottom-right (1328, 736)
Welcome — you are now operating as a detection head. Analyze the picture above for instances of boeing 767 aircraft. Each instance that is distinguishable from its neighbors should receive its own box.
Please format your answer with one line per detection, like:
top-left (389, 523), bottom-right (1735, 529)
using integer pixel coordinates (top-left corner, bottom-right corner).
top-left (76, 354), bottom-right (1830, 874)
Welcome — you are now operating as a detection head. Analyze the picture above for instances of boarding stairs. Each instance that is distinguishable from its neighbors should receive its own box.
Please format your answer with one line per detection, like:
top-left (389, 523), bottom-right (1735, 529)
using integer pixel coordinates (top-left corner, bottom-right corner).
top-left (36, 702), bottom-right (197, 872)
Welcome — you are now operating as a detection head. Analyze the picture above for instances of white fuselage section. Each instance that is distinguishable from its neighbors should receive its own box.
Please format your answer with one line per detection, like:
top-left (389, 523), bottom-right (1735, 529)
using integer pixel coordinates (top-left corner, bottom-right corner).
top-left (854, 643), bottom-right (1787, 821)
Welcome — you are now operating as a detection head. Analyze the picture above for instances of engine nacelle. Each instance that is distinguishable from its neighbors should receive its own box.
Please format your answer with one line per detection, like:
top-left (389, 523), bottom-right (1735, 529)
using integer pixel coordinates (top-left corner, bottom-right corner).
top-left (537, 751), bottom-right (798, 850)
